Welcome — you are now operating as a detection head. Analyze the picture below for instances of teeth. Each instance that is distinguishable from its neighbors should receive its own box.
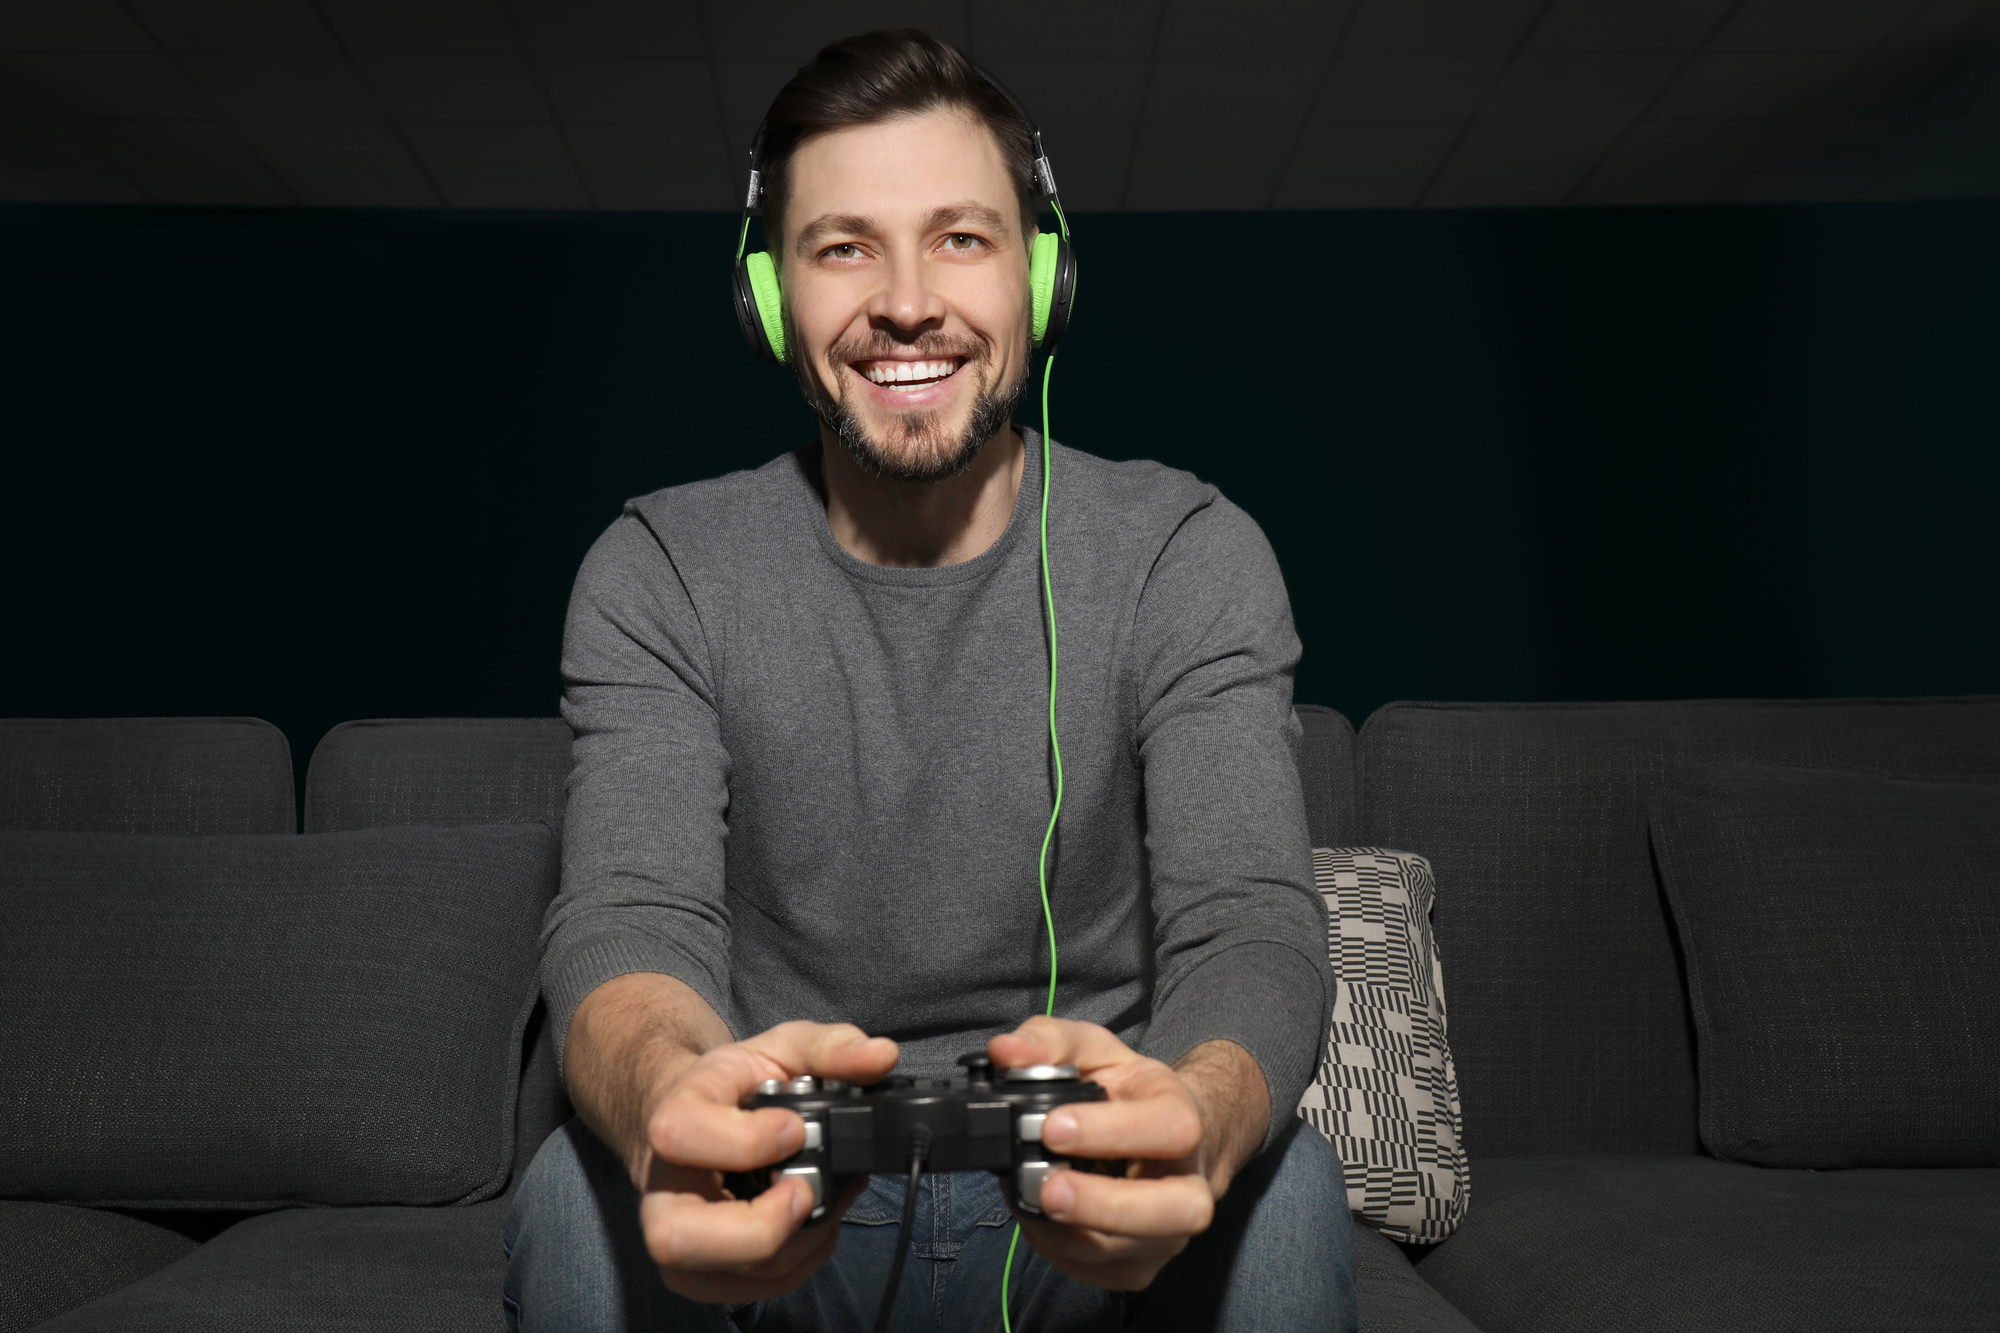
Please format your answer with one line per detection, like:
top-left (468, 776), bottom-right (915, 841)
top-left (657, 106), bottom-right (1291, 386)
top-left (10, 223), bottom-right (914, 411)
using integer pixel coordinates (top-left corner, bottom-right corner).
top-left (863, 359), bottom-right (957, 385)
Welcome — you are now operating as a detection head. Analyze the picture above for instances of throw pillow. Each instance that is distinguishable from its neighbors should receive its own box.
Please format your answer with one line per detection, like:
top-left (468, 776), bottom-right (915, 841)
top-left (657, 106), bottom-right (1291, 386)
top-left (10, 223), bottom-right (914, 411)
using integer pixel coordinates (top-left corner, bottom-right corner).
top-left (0, 823), bottom-right (556, 1208)
top-left (1651, 761), bottom-right (2000, 1169)
top-left (1297, 847), bottom-right (1469, 1243)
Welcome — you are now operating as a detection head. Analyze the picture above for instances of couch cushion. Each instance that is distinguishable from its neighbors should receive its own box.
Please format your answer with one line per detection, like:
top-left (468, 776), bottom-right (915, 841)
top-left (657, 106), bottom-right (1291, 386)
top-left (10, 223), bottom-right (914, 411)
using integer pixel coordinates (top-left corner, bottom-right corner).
top-left (1356, 697), bottom-right (2000, 1157)
top-left (0, 1203), bottom-right (198, 1333)
top-left (1654, 762), bottom-right (2000, 1169)
top-left (1353, 1223), bottom-right (1482, 1333)
top-left (0, 824), bottom-right (555, 1209)
top-left (1416, 1155), bottom-right (2000, 1333)
top-left (304, 718), bottom-right (570, 835)
top-left (1296, 705), bottom-right (1360, 847)
top-left (32, 1200), bottom-right (508, 1332)
top-left (1299, 848), bottom-right (1467, 1243)
top-left (0, 717), bottom-right (293, 835)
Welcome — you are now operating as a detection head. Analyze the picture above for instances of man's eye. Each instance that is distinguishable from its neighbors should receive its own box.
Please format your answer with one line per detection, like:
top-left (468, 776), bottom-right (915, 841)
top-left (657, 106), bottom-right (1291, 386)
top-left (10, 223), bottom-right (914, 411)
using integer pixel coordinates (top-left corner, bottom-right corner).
top-left (825, 243), bottom-right (862, 260)
top-left (942, 234), bottom-right (981, 251)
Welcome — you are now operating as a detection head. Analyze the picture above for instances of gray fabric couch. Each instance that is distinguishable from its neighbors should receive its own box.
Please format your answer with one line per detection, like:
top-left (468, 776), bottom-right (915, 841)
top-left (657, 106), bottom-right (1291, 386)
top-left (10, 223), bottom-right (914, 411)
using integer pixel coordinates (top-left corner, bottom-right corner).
top-left (3, 702), bottom-right (1995, 1331)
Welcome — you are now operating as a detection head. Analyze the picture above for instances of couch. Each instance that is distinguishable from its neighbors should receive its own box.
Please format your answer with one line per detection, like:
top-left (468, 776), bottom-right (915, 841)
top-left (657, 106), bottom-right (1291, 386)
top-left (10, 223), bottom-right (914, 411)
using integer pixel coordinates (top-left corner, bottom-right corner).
top-left (2, 700), bottom-right (1995, 1331)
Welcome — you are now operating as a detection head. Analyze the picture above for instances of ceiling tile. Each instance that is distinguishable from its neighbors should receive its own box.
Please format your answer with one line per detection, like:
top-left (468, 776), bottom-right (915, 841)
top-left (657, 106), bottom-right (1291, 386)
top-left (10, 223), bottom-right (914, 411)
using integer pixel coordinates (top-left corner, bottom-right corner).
top-left (712, 57), bottom-right (801, 128)
top-left (0, 0), bottom-right (154, 51)
top-left (1734, 111), bottom-right (1906, 180)
top-left (1157, 0), bottom-right (1355, 58)
top-left (1528, 0), bottom-right (1737, 52)
top-left (179, 50), bottom-right (380, 121)
top-left (242, 119), bottom-right (439, 205)
top-left (1446, 117), bottom-right (1626, 172)
top-left (1284, 118), bottom-right (1462, 174)
top-left (1423, 169), bottom-right (1582, 206)
top-left (541, 58), bottom-right (714, 122)
top-left (284, 171), bottom-right (439, 206)
top-left (315, 0), bottom-right (519, 58)
top-left (1652, 50), bottom-right (1865, 117)
top-left (81, 115), bottom-right (263, 173)
top-left (4, 50), bottom-right (209, 117)
top-left (124, 0), bottom-right (339, 53)
top-left (1716, 164), bottom-right (1887, 200)
top-left (404, 119), bottom-right (588, 206)
top-left (0, 167), bottom-right (145, 201)
top-left (567, 120), bottom-right (733, 207)
top-left (513, 0), bottom-right (703, 59)
top-left (1712, 0), bottom-right (1933, 52)
top-left (128, 169), bottom-right (293, 204)
top-left (706, 1), bottom-right (967, 66)
top-left (1123, 119), bottom-right (1292, 208)
top-left (0, 112), bottom-right (101, 170)
top-left (1272, 168), bottom-right (1431, 206)
top-left (360, 55), bottom-right (545, 121)
top-left (1146, 58), bottom-right (1324, 123)
top-left (1482, 50), bottom-right (1684, 119)
top-left (1569, 116), bottom-right (1784, 202)
top-left (1810, 43), bottom-right (1944, 114)
top-left (1028, 119), bottom-right (1135, 209)
top-left (969, 0), bottom-right (1160, 62)
top-left (1342, 0), bottom-right (1545, 55)
top-left (1887, 0), bottom-right (2000, 48)
top-left (1312, 54), bottom-right (1501, 120)
top-left (979, 60), bottom-right (1149, 131)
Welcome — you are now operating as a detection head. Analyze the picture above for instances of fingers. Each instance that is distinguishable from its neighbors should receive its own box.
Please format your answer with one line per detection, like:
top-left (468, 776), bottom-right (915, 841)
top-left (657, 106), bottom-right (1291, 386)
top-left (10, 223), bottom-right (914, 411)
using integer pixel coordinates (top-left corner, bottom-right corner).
top-left (1035, 1168), bottom-right (1214, 1239)
top-left (744, 1020), bottom-right (900, 1085)
top-left (1040, 1085), bottom-right (1203, 1161)
top-left (989, 1015), bottom-right (1133, 1075)
top-left (643, 1177), bottom-right (845, 1305)
top-left (1015, 1209), bottom-right (1194, 1292)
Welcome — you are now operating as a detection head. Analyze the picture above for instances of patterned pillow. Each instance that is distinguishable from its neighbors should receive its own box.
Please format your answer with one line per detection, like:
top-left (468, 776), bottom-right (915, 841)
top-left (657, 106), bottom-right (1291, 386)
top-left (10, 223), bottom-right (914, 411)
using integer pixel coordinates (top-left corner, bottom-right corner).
top-left (1297, 847), bottom-right (1469, 1243)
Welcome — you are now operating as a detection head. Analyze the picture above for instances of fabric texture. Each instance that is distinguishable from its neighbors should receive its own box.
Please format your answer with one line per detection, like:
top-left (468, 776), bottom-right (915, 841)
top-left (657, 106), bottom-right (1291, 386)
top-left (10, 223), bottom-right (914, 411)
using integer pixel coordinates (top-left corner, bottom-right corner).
top-left (1652, 761), bottom-right (2000, 1168)
top-left (546, 434), bottom-right (1330, 1145)
top-left (1294, 706), bottom-right (1359, 848)
top-left (0, 824), bottom-right (555, 1208)
top-left (0, 1202), bottom-right (197, 1333)
top-left (1416, 1154), bottom-right (2000, 1333)
top-left (1298, 849), bottom-right (1468, 1242)
top-left (304, 717), bottom-right (572, 836)
top-left (0, 716), bottom-right (294, 835)
top-left (1355, 696), bottom-right (2000, 1158)
top-left (1351, 1226), bottom-right (1482, 1333)
top-left (33, 1200), bottom-right (511, 1333)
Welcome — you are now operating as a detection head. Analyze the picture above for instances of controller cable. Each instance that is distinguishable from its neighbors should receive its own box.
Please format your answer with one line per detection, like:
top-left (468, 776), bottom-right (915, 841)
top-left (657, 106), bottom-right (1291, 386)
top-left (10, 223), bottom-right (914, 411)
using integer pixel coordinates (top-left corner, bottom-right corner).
top-left (871, 1133), bottom-right (930, 1333)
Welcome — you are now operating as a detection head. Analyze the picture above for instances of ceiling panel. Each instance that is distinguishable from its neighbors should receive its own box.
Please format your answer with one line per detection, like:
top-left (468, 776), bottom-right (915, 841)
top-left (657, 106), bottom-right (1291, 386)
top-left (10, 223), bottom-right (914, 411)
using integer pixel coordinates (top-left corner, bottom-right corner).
top-left (0, 0), bottom-right (1992, 211)
top-left (1, 166), bottom-right (144, 200)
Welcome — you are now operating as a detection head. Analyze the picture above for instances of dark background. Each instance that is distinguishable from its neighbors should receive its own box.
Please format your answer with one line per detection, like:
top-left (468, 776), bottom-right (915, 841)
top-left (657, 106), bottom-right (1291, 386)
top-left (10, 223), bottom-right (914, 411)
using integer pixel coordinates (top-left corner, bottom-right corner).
top-left (4, 198), bottom-right (1996, 786)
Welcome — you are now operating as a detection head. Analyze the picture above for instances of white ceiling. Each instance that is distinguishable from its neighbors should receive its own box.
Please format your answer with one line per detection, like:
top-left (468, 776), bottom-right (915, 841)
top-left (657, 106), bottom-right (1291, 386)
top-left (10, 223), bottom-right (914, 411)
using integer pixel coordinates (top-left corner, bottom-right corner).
top-left (2, 0), bottom-right (1997, 210)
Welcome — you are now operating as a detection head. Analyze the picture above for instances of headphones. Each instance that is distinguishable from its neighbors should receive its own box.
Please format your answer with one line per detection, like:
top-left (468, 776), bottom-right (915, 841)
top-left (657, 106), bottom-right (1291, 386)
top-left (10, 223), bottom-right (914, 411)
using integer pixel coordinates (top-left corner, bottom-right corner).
top-left (730, 69), bottom-right (1077, 364)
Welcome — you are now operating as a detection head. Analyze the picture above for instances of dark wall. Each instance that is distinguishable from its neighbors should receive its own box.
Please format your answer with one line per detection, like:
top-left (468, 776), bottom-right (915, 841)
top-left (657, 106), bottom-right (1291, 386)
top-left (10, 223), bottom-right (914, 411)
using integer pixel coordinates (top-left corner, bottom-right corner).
top-left (4, 199), bottom-right (1996, 779)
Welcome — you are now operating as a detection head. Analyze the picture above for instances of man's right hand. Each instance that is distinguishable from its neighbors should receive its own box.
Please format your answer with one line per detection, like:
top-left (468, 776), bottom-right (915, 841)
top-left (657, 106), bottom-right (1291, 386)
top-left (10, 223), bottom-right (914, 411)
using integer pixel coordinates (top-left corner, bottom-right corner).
top-left (632, 1019), bottom-right (900, 1305)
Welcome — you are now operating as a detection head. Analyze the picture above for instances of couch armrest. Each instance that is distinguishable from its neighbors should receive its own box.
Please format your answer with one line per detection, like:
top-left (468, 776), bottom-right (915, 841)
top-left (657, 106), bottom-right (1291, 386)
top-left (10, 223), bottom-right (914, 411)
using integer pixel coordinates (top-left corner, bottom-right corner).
top-left (1355, 1223), bottom-right (1485, 1333)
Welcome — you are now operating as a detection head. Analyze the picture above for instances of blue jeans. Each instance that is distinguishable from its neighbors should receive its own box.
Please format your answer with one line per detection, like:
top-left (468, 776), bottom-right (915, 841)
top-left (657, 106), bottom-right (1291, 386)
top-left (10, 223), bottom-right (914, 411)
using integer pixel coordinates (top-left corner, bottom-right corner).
top-left (503, 1117), bottom-right (1358, 1332)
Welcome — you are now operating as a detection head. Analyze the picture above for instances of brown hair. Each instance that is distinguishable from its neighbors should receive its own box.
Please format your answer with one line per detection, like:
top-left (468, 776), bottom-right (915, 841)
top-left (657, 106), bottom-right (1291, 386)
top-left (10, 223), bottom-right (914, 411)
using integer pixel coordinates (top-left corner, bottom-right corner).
top-left (756, 30), bottom-right (1040, 250)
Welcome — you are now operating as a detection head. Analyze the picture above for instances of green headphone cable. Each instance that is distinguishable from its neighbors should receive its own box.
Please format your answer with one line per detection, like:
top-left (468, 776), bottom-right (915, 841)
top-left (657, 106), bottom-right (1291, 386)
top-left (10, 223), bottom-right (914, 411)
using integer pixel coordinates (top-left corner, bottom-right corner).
top-left (1002, 343), bottom-right (1063, 1333)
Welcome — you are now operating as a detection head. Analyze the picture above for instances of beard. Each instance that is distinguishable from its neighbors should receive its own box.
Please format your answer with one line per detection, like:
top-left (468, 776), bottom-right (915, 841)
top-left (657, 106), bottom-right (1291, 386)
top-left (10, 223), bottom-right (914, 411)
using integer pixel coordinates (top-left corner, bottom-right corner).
top-left (796, 328), bottom-right (1026, 484)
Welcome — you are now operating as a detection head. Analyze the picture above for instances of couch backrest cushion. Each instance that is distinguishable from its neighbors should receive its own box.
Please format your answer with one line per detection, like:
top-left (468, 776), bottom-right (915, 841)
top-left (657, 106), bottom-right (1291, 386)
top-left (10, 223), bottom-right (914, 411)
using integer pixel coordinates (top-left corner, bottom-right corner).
top-left (304, 718), bottom-right (571, 835)
top-left (1356, 697), bottom-right (2000, 1158)
top-left (1295, 705), bottom-right (1359, 848)
top-left (0, 717), bottom-right (294, 835)
top-left (0, 823), bottom-right (556, 1209)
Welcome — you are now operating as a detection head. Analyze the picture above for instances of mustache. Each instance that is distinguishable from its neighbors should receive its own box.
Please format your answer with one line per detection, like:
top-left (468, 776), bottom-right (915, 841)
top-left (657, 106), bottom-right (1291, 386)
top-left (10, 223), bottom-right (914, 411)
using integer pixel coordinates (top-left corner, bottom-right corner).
top-left (823, 329), bottom-right (992, 370)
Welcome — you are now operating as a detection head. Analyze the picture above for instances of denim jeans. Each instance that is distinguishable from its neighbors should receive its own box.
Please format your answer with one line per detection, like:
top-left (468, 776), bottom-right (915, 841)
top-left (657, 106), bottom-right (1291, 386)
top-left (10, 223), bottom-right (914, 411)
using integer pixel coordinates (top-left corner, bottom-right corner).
top-left (503, 1116), bottom-right (1358, 1332)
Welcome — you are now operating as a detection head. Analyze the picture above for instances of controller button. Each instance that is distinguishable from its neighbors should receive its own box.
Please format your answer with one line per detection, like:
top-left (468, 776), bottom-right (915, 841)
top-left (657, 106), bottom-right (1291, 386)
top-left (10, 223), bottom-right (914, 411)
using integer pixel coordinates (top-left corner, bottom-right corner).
top-left (1015, 1160), bottom-right (1054, 1214)
top-left (786, 1076), bottom-right (817, 1095)
top-left (801, 1119), bottom-right (824, 1151)
top-left (1017, 1112), bottom-right (1048, 1143)
top-left (779, 1164), bottom-right (826, 1216)
top-left (756, 1078), bottom-right (784, 1096)
top-left (1000, 1063), bottom-right (1078, 1082)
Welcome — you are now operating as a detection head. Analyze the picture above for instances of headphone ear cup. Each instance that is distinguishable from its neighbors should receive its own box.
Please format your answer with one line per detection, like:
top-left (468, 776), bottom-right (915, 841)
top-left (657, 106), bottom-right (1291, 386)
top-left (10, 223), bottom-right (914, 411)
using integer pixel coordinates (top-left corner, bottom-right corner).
top-left (1029, 231), bottom-right (1077, 350)
top-left (733, 251), bottom-right (788, 363)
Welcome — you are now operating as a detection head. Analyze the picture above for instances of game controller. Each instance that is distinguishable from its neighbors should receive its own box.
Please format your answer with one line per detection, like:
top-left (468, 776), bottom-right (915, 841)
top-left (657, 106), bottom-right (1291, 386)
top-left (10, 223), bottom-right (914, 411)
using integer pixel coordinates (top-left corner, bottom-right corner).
top-left (724, 1053), bottom-right (1127, 1223)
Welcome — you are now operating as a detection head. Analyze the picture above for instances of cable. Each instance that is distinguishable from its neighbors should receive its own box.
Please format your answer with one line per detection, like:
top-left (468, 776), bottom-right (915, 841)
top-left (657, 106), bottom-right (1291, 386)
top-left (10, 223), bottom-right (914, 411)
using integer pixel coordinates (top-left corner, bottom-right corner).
top-left (872, 1139), bottom-right (927, 1333)
top-left (1002, 347), bottom-right (1064, 1333)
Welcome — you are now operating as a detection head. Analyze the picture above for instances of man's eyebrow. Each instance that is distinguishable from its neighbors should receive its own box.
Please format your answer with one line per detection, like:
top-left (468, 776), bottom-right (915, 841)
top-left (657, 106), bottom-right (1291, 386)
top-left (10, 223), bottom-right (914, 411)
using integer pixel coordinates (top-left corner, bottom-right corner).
top-left (793, 213), bottom-right (874, 256)
top-left (923, 201), bottom-right (1008, 235)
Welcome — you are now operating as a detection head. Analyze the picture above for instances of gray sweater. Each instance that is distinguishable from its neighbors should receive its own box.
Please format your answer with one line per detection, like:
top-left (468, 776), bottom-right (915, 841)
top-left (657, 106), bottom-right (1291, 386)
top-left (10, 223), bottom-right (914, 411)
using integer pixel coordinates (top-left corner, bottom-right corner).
top-left (544, 432), bottom-right (1331, 1143)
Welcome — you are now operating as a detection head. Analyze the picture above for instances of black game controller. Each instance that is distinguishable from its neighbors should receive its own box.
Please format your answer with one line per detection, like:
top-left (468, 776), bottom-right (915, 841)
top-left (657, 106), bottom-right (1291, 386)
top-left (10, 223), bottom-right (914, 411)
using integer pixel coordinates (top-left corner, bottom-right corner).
top-left (724, 1053), bottom-right (1127, 1223)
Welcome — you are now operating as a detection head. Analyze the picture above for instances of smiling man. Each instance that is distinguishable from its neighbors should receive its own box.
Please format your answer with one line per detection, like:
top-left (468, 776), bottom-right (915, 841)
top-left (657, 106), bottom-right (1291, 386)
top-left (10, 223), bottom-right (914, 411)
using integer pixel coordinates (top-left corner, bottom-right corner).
top-left (503, 30), bottom-right (1357, 1333)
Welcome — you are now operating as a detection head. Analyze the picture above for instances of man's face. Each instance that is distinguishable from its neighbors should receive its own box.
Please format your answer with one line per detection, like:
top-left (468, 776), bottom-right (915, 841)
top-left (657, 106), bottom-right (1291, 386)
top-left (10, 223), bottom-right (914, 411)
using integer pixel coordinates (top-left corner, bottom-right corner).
top-left (780, 107), bottom-right (1033, 483)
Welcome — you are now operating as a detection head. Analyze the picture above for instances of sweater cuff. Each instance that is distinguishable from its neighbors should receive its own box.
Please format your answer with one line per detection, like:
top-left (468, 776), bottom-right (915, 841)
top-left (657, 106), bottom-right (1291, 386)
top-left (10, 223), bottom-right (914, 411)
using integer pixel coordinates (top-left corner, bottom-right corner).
top-left (1138, 940), bottom-right (1332, 1150)
top-left (541, 932), bottom-right (732, 1078)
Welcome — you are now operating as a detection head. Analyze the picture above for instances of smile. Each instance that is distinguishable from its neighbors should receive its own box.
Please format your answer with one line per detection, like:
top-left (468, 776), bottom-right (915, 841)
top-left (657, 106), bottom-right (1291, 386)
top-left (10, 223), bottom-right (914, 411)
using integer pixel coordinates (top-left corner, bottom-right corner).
top-left (853, 358), bottom-right (965, 391)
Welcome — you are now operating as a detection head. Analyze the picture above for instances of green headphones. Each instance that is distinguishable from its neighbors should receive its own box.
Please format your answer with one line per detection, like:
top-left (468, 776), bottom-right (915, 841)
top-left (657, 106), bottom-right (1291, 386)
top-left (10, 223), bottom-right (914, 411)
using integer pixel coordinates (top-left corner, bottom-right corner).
top-left (730, 72), bottom-right (1077, 364)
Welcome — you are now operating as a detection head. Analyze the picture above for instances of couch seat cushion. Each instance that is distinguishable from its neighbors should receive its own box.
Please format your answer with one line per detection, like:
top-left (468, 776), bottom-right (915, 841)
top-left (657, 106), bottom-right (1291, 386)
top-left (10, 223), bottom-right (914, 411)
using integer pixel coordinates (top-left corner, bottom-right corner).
top-left (1418, 1155), bottom-right (2000, 1333)
top-left (33, 1200), bottom-right (507, 1332)
top-left (0, 1202), bottom-right (197, 1333)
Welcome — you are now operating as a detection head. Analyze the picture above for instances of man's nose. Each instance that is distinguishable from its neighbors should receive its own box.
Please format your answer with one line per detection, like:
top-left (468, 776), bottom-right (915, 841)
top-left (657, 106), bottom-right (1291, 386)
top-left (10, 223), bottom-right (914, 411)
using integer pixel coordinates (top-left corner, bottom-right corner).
top-left (868, 247), bottom-right (946, 335)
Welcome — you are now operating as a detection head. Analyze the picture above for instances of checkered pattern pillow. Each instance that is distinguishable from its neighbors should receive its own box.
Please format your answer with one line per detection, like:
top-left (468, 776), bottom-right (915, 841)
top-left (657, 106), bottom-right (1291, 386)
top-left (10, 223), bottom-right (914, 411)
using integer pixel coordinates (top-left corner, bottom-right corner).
top-left (1297, 847), bottom-right (1469, 1243)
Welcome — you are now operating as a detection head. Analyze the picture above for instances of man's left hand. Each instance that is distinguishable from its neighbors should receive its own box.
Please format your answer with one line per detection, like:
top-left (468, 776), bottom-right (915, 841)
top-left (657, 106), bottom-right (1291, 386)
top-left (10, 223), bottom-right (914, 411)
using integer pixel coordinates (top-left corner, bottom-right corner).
top-left (986, 1017), bottom-right (1270, 1291)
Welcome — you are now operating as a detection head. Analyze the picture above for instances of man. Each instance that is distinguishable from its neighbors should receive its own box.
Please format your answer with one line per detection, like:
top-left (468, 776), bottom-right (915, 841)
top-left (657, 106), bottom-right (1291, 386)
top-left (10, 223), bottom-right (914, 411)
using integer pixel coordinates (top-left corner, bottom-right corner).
top-left (504, 29), bottom-right (1357, 1333)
